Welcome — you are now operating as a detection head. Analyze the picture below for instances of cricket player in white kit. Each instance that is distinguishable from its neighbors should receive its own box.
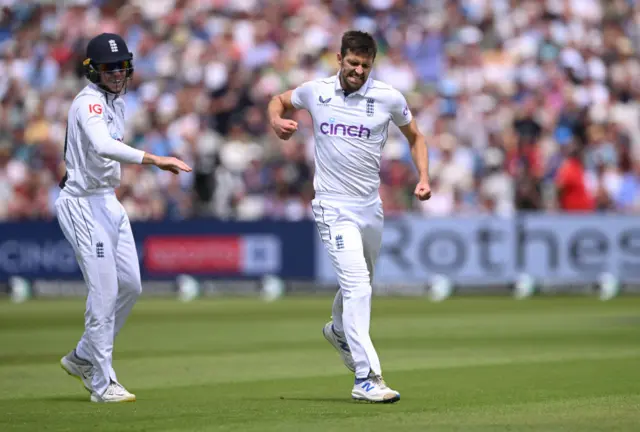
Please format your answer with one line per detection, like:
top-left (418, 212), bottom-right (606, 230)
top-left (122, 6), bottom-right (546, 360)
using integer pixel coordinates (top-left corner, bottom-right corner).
top-left (57, 33), bottom-right (191, 403)
top-left (268, 31), bottom-right (431, 403)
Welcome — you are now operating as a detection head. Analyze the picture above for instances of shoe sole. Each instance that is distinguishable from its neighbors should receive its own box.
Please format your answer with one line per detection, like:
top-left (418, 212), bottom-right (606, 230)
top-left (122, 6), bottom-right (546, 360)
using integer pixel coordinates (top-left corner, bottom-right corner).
top-left (90, 394), bottom-right (136, 403)
top-left (60, 358), bottom-right (92, 393)
top-left (351, 393), bottom-right (401, 404)
top-left (322, 325), bottom-right (356, 372)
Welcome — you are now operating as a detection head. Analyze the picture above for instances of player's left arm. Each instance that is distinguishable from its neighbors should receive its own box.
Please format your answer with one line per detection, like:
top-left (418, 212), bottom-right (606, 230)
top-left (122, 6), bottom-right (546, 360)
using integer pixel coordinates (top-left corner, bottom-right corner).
top-left (391, 92), bottom-right (431, 201)
top-left (399, 119), bottom-right (430, 198)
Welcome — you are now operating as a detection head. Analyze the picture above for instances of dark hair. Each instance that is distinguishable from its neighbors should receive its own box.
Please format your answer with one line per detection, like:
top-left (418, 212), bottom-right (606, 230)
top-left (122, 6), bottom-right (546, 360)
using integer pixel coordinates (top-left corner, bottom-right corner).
top-left (340, 30), bottom-right (377, 60)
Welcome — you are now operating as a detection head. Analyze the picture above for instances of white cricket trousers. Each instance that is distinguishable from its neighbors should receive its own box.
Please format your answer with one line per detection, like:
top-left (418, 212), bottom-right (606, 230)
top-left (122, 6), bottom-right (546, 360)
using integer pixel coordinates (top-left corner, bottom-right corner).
top-left (55, 191), bottom-right (141, 395)
top-left (312, 192), bottom-right (384, 379)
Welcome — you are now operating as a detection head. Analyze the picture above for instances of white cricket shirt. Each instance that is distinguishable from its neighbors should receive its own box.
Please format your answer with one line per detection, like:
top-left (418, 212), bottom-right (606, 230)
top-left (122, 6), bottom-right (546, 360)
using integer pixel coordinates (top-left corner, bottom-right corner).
top-left (291, 73), bottom-right (412, 199)
top-left (59, 83), bottom-right (145, 197)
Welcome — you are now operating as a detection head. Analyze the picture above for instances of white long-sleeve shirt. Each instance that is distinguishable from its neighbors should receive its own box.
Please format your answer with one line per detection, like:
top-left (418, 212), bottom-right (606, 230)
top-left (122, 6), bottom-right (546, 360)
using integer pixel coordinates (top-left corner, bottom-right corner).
top-left (291, 73), bottom-right (412, 199)
top-left (59, 83), bottom-right (145, 197)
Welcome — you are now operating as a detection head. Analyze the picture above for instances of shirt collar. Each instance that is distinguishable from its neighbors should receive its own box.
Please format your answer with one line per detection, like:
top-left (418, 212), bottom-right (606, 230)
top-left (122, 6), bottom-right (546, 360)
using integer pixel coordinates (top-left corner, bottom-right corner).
top-left (334, 71), bottom-right (372, 97)
top-left (89, 83), bottom-right (120, 102)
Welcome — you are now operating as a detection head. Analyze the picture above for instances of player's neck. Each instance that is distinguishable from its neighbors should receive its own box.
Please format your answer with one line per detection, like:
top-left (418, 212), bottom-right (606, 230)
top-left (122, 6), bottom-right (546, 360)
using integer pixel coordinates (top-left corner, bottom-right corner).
top-left (91, 83), bottom-right (121, 103)
top-left (339, 74), bottom-right (355, 96)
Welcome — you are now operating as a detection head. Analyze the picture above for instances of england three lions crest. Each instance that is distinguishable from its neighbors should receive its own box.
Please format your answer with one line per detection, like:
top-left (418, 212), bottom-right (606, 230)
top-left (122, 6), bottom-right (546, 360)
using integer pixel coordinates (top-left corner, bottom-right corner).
top-left (366, 98), bottom-right (374, 116)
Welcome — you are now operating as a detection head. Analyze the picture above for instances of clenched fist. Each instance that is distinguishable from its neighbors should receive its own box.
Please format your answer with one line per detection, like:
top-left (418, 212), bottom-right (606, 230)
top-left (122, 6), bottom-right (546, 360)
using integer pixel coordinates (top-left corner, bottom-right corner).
top-left (414, 180), bottom-right (432, 201)
top-left (271, 118), bottom-right (298, 140)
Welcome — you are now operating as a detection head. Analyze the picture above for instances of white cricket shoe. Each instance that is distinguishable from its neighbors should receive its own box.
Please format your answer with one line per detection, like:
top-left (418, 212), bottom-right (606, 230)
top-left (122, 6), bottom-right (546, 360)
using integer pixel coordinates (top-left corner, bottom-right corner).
top-left (322, 321), bottom-right (355, 372)
top-left (351, 373), bottom-right (400, 403)
top-left (60, 350), bottom-right (94, 393)
top-left (90, 382), bottom-right (136, 403)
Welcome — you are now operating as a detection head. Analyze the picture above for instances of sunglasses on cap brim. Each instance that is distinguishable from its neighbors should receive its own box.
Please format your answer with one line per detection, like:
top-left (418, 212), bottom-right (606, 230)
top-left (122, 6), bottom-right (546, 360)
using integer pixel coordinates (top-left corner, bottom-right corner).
top-left (95, 60), bottom-right (132, 73)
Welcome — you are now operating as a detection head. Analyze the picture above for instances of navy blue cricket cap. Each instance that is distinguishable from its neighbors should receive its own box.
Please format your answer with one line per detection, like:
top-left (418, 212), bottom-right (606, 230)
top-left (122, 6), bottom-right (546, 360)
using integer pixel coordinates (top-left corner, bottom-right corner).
top-left (86, 33), bottom-right (133, 64)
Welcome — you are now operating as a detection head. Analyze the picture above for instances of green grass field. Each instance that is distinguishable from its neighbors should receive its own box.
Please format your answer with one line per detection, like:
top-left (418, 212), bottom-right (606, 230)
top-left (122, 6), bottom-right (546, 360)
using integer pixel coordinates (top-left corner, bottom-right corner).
top-left (0, 295), bottom-right (639, 431)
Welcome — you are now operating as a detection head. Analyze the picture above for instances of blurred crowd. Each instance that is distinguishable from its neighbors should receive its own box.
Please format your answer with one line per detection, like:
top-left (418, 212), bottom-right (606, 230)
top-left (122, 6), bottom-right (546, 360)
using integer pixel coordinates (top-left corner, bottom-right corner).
top-left (0, 0), bottom-right (639, 221)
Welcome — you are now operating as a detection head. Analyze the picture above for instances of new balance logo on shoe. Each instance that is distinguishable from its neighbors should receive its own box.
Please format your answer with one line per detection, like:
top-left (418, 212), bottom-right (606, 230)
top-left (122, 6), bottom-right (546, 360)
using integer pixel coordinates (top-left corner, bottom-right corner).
top-left (362, 382), bottom-right (375, 392)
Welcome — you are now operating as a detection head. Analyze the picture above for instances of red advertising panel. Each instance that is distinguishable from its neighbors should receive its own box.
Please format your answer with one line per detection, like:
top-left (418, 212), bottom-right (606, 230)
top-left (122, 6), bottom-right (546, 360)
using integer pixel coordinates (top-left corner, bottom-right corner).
top-left (144, 236), bottom-right (241, 273)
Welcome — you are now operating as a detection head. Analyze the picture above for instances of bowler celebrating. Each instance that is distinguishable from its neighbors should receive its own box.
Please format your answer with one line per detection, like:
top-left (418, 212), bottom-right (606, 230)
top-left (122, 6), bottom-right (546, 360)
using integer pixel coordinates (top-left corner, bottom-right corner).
top-left (268, 30), bottom-right (431, 403)
top-left (57, 33), bottom-right (191, 403)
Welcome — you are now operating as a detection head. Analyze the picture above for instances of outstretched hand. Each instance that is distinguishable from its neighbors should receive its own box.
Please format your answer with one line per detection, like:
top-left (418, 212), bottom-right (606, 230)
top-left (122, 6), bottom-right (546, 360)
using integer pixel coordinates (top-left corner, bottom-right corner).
top-left (154, 156), bottom-right (192, 174)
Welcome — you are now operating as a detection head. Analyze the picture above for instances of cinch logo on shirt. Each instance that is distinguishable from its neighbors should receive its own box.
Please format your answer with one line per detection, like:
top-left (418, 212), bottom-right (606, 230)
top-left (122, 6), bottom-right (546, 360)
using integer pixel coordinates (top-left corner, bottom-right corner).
top-left (320, 119), bottom-right (371, 139)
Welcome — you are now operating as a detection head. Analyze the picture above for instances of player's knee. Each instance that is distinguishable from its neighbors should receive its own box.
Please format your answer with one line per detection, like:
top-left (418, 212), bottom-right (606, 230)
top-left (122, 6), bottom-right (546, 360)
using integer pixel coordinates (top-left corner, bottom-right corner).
top-left (340, 284), bottom-right (371, 300)
top-left (130, 282), bottom-right (142, 298)
top-left (129, 280), bottom-right (142, 298)
top-left (120, 277), bottom-right (142, 298)
top-left (338, 267), bottom-right (371, 294)
top-left (88, 310), bottom-right (115, 327)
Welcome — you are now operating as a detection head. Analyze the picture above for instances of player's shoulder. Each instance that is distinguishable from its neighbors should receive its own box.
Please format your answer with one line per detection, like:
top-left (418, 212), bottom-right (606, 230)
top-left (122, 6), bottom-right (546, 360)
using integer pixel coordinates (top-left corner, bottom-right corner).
top-left (298, 75), bottom-right (335, 90)
top-left (316, 75), bottom-right (337, 85)
top-left (72, 85), bottom-right (105, 107)
top-left (368, 79), bottom-right (404, 99)
top-left (70, 85), bottom-right (106, 118)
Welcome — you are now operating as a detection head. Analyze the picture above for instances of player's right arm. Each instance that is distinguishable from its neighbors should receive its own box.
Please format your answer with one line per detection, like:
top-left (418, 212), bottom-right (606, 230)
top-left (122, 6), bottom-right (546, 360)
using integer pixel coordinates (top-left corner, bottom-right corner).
top-left (77, 95), bottom-right (146, 164)
top-left (268, 82), bottom-right (314, 140)
top-left (268, 90), bottom-right (299, 140)
top-left (76, 96), bottom-right (191, 174)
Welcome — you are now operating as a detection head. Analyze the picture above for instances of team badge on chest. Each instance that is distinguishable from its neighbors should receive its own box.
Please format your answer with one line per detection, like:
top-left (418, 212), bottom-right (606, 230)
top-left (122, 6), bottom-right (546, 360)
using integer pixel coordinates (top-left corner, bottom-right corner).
top-left (366, 98), bottom-right (374, 117)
